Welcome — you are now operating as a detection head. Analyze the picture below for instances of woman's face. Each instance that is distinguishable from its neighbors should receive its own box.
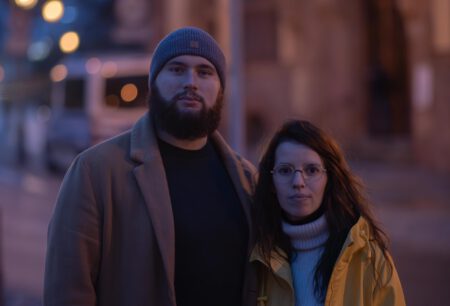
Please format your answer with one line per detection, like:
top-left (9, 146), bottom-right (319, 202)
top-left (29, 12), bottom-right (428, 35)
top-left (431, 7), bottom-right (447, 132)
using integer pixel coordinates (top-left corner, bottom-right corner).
top-left (272, 141), bottom-right (328, 222)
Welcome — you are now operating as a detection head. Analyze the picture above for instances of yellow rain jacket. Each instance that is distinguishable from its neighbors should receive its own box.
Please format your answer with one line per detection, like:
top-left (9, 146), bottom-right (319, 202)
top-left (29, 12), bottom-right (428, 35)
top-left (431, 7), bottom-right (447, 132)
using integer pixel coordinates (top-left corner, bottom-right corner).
top-left (250, 217), bottom-right (406, 306)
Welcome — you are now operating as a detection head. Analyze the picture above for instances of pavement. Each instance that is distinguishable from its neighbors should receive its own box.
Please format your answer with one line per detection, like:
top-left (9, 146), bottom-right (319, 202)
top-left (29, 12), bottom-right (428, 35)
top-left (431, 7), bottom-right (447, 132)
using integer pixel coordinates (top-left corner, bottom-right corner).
top-left (0, 165), bottom-right (60, 306)
top-left (351, 160), bottom-right (450, 306)
top-left (0, 158), bottom-right (449, 306)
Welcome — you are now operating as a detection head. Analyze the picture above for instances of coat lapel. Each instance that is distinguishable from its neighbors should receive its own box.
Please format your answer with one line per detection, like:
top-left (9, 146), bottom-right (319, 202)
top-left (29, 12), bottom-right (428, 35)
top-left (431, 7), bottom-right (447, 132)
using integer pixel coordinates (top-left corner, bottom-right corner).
top-left (210, 132), bottom-right (255, 243)
top-left (130, 113), bottom-right (176, 303)
top-left (210, 132), bottom-right (258, 306)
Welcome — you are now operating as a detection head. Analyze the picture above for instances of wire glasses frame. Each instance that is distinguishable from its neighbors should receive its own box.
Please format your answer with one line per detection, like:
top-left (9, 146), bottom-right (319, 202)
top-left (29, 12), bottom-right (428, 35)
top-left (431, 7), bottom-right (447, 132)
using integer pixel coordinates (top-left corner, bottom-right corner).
top-left (271, 164), bottom-right (327, 183)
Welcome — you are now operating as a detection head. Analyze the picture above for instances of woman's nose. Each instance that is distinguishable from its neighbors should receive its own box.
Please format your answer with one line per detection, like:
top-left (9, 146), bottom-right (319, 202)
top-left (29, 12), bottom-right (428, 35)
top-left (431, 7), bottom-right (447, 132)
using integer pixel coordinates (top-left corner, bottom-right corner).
top-left (291, 171), bottom-right (306, 188)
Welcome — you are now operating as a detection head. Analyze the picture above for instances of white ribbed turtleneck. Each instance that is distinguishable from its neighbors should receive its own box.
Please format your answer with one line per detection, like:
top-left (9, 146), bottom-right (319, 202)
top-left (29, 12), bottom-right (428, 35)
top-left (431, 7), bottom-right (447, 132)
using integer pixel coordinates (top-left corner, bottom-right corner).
top-left (282, 214), bottom-right (329, 306)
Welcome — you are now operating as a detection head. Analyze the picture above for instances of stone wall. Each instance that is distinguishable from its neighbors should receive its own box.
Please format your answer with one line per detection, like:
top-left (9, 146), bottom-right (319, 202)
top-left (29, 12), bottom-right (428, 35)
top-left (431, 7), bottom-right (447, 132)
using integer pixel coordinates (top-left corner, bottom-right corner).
top-left (159, 0), bottom-right (450, 172)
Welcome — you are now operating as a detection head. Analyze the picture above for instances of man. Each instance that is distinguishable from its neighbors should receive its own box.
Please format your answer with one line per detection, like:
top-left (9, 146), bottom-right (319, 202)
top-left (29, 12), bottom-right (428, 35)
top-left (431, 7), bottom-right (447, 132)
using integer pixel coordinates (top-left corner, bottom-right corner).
top-left (44, 27), bottom-right (257, 306)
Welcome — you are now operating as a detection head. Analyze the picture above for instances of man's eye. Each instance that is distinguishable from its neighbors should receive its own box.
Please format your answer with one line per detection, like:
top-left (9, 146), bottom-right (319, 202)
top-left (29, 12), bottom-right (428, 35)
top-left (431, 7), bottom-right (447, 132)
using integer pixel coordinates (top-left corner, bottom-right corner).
top-left (169, 66), bottom-right (184, 73)
top-left (198, 69), bottom-right (214, 76)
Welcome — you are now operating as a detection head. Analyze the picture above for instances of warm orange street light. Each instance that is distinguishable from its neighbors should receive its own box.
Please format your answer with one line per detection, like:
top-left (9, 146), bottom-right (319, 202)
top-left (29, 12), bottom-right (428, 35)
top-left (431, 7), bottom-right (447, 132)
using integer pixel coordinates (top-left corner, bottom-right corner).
top-left (105, 94), bottom-right (120, 107)
top-left (59, 31), bottom-right (80, 53)
top-left (42, 0), bottom-right (65, 23)
top-left (14, 0), bottom-right (38, 10)
top-left (120, 83), bottom-right (138, 102)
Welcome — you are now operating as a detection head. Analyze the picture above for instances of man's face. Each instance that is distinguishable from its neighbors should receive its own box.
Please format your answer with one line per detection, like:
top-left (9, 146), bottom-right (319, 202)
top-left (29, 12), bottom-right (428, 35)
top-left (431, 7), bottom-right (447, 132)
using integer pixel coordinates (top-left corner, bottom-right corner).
top-left (155, 55), bottom-right (221, 114)
top-left (150, 55), bottom-right (224, 140)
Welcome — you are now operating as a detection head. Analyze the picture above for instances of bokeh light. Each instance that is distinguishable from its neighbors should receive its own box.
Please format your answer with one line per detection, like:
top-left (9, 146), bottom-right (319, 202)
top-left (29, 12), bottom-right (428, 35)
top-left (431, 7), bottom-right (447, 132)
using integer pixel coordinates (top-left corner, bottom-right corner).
top-left (86, 57), bottom-right (102, 74)
top-left (59, 31), bottom-right (80, 53)
top-left (105, 94), bottom-right (120, 107)
top-left (120, 84), bottom-right (138, 102)
top-left (42, 0), bottom-right (65, 23)
top-left (27, 40), bottom-right (52, 61)
top-left (14, 0), bottom-right (38, 10)
top-left (50, 64), bottom-right (68, 82)
top-left (101, 61), bottom-right (118, 78)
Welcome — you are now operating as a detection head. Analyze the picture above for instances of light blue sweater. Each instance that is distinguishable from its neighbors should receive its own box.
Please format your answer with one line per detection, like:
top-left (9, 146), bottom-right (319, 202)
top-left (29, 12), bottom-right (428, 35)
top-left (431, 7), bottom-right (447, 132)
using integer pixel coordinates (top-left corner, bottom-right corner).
top-left (282, 215), bottom-right (329, 306)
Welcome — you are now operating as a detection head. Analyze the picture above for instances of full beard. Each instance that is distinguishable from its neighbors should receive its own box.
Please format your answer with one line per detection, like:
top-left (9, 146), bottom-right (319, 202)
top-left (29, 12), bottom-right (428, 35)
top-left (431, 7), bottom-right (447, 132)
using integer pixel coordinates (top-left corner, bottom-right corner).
top-left (148, 85), bottom-right (223, 140)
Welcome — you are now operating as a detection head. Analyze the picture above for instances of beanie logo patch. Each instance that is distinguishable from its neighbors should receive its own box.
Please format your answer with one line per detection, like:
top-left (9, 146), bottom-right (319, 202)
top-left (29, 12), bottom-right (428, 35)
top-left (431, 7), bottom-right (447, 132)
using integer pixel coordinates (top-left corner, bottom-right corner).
top-left (190, 40), bottom-right (200, 48)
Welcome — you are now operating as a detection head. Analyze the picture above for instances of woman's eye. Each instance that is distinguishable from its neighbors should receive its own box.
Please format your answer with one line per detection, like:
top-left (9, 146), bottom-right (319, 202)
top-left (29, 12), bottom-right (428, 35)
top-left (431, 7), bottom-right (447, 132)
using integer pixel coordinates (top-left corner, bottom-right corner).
top-left (278, 166), bottom-right (293, 175)
top-left (305, 166), bottom-right (320, 175)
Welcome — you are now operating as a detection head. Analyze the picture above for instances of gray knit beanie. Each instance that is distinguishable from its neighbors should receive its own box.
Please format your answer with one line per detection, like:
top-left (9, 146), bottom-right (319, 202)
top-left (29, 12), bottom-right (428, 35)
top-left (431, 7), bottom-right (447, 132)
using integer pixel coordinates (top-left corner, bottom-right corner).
top-left (148, 26), bottom-right (226, 89)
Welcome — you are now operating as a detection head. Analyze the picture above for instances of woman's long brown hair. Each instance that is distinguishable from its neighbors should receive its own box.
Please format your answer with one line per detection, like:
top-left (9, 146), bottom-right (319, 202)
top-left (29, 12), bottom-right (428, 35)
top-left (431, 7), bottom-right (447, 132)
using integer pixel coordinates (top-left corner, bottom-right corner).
top-left (253, 119), bottom-right (390, 301)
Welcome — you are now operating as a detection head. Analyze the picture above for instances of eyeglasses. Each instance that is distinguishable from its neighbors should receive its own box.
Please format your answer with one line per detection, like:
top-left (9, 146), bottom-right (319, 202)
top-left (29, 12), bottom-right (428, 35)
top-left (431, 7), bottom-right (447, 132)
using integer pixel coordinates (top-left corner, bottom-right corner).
top-left (271, 164), bottom-right (326, 182)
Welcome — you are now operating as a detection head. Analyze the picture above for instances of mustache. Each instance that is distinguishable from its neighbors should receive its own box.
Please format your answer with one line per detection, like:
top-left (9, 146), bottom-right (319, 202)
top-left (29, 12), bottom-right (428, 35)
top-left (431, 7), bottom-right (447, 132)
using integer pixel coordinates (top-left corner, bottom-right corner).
top-left (173, 90), bottom-right (205, 103)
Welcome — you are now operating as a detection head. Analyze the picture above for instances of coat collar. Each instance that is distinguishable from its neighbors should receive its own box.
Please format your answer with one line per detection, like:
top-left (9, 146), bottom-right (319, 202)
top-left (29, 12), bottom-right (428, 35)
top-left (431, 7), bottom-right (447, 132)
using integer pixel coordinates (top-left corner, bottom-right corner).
top-left (250, 247), bottom-right (293, 285)
top-left (208, 131), bottom-right (254, 242)
top-left (249, 217), bottom-right (372, 288)
top-left (130, 113), bottom-right (176, 303)
top-left (337, 216), bottom-right (372, 263)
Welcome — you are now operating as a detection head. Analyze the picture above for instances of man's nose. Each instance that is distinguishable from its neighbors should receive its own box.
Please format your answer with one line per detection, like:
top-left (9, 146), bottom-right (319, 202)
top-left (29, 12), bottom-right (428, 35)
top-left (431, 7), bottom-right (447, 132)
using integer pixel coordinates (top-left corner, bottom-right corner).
top-left (183, 69), bottom-right (198, 89)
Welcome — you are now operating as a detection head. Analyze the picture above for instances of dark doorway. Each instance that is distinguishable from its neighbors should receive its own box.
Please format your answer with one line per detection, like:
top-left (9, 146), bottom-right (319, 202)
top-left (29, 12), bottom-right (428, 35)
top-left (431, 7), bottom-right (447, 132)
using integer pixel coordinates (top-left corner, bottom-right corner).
top-left (365, 0), bottom-right (410, 136)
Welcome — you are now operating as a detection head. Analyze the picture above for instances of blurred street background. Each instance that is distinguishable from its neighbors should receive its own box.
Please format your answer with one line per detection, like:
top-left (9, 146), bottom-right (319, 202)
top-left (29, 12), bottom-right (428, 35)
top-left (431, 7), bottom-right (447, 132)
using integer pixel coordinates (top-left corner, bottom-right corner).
top-left (0, 159), bottom-right (449, 306)
top-left (1, 0), bottom-right (450, 305)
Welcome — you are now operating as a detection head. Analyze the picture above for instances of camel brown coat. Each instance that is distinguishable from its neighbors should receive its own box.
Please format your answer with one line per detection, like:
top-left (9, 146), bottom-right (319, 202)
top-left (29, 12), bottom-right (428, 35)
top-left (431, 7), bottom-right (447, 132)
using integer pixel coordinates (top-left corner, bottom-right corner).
top-left (44, 113), bottom-right (257, 306)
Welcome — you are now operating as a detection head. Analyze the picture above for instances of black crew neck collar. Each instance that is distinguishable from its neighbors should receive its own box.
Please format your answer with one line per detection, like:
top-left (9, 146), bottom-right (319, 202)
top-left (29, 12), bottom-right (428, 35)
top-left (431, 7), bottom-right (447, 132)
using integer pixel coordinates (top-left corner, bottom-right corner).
top-left (157, 137), bottom-right (212, 159)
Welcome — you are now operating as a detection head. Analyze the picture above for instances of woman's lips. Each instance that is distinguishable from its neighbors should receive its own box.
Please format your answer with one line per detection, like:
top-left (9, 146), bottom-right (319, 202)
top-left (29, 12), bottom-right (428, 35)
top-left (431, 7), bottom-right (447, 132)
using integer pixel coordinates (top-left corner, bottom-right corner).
top-left (289, 194), bottom-right (310, 200)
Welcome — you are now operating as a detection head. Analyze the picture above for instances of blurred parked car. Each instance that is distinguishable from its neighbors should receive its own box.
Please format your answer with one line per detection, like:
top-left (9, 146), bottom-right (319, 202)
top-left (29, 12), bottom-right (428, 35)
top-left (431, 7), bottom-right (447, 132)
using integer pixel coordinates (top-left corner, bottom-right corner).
top-left (45, 110), bottom-right (90, 172)
top-left (46, 53), bottom-right (150, 172)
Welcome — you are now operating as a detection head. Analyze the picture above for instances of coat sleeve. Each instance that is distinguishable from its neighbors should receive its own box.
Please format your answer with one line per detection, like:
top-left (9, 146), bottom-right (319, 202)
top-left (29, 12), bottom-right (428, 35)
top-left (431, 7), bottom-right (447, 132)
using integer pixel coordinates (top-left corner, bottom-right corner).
top-left (44, 156), bottom-right (101, 306)
top-left (373, 252), bottom-right (406, 306)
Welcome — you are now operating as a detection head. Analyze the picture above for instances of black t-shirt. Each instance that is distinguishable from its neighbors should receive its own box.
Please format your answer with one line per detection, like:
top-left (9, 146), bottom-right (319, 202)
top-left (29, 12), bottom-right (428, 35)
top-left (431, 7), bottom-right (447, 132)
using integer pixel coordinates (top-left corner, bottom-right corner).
top-left (158, 138), bottom-right (248, 306)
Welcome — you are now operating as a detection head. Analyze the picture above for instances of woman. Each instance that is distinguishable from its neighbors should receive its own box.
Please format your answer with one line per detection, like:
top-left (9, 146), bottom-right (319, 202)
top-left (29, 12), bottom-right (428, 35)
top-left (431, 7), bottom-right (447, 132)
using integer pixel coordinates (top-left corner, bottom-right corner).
top-left (252, 120), bottom-right (405, 306)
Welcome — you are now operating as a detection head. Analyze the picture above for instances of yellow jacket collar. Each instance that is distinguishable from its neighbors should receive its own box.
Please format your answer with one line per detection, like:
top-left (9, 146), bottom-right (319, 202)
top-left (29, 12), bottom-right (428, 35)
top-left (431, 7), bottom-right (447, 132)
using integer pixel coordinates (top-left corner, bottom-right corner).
top-left (250, 247), bottom-right (293, 285)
